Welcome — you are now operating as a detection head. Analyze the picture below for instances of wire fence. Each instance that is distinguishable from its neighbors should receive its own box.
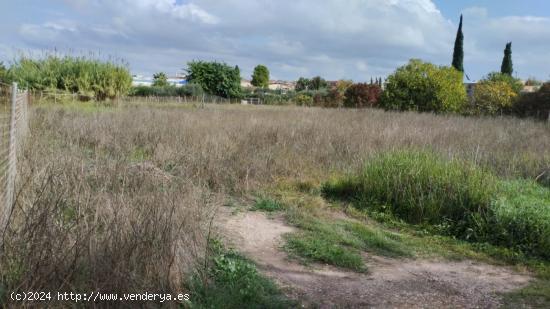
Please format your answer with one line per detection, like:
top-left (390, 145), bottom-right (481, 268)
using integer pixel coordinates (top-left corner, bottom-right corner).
top-left (0, 82), bottom-right (29, 245)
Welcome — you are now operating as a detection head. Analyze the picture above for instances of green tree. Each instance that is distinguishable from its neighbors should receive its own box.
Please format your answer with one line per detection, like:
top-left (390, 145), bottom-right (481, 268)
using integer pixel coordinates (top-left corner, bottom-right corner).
top-left (251, 65), bottom-right (270, 88)
top-left (152, 72), bottom-right (169, 87)
top-left (501, 42), bottom-right (513, 75)
top-left (0, 62), bottom-right (9, 83)
top-left (186, 61), bottom-right (242, 98)
top-left (295, 77), bottom-right (311, 91)
top-left (310, 76), bottom-right (328, 90)
top-left (452, 15), bottom-right (464, 72)
top-left (380, 59), bottom-right (467, 113)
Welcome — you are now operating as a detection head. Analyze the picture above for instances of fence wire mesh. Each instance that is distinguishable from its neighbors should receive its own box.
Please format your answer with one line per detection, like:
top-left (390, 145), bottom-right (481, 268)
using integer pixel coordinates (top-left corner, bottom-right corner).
top-left (0, 82), bottom-right (29, 243)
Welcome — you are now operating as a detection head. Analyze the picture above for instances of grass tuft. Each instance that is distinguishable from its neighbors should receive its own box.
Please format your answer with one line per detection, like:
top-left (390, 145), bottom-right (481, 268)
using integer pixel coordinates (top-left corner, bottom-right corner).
top-left (252, 197), bottom-right (284, 212)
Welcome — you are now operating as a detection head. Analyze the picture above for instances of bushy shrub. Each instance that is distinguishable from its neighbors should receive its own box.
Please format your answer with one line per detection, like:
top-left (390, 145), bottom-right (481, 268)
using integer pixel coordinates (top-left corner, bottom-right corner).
top-left (343, 83), bottom-right (382, 108)
top-left (186, 61), bottom-right (242, 98)
top-left (324, 88), bottom-right (345, 108)
top-left (9, 55), bottom-right (132, 100)
top-left (513, 83), bottom-right (550, 120)
top-left (294, 93), bottom-right (313, 106)
top-left (485, 72), bottom-right (523, 94)
top-left (380, 59), bottom-right (467, 113)
top-left (471, 80), bottom-right (517, 115)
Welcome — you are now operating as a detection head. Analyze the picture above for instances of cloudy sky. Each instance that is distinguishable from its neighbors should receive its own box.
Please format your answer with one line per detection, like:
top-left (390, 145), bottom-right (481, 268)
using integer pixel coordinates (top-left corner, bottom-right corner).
top-left (1, 0), bottom-right (549, 81)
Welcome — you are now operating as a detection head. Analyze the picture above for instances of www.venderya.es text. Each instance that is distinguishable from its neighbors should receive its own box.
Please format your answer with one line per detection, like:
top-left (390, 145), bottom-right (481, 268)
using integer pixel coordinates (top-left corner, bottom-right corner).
top-left (11, 291), bottom-right (190, 303)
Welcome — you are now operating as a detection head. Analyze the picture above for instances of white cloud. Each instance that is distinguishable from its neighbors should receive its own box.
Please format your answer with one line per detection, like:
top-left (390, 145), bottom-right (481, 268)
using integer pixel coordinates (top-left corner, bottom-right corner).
top-left (7, 1), bottom-right (550, 81)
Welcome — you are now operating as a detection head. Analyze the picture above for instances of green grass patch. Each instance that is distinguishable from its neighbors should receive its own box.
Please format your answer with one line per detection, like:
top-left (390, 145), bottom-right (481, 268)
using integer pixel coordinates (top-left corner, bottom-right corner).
top-left (189, 240), bottom-right (294, 309)
top-left (484, 179), bottom-right (550, 260)
top-left (285, 233), bottom-right (365, 270)
top-left (323, 150), bottom-right (497, 229)
top-left (252, 197), bottom-right (284, 212)
top-left (323, 150), bottom-right (550, 260)
top-left (283, 207), bottom-right (412, 271)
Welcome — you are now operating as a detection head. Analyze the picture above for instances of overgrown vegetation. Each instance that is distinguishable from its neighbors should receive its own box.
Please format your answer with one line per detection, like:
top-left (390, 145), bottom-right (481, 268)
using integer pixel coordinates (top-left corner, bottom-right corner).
top-left (8, 54), bottom-right (132, 100)
top-left (343, 83), bottom-right (382, 108)
top-left (1, 102), bottom-right (548, 306)
top-left (251, 65), bottom-right (270, 88)
top-left (186, 61), bottom-right (242, 98)
top-left (513, 82), bottom-right (550, 120)
top-left (380, 59), bottom-right (467, 113)
top-left (323, 150), bottom-right (550, 260)
top-left (189, 240), bottom-right (293, 308)
top-left (284, 209), bottom-right (410, 270)
top-left (130, 83), bottom-right (204, 97)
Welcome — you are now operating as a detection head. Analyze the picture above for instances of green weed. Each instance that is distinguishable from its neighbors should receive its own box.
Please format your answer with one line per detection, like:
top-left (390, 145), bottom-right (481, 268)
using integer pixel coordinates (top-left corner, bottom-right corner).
top-left (189, 241), bottom-right (294, 309)
top-left (252, 198), bottom-right (284, 212)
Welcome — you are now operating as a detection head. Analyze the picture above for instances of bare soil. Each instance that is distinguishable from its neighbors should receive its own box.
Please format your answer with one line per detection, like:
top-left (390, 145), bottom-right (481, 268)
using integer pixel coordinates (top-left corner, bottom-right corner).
top-left (219, 209), bottom-right (532, 309)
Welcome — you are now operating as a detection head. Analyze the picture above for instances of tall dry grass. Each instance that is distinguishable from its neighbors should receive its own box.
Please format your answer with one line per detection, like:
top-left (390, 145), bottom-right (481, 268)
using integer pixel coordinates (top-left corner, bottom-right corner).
top-left (1, 103), bottom-right (549, 305)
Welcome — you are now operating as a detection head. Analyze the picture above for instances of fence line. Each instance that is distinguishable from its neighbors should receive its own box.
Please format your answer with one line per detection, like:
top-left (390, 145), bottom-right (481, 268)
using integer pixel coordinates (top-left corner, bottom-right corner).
top-left (0, 83), bottom-right (29, 247)
top-left (122, 94), bottom-right (241, 104)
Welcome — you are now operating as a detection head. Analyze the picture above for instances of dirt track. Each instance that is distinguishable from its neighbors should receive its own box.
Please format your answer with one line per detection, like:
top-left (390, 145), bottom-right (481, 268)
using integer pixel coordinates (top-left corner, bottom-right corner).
top-left (220, 210), bottom-right (531, 309)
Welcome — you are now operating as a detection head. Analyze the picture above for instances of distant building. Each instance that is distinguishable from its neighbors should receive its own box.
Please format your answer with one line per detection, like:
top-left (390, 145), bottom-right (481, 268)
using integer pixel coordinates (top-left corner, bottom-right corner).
top-left (132, 75), bottom-right (187, 87)
top-left (132, 75), bottom-right (153, 87)
top-left (268, 80), bottom-right (296, 92)
top-left (241, 79), bottom-right (253, 88)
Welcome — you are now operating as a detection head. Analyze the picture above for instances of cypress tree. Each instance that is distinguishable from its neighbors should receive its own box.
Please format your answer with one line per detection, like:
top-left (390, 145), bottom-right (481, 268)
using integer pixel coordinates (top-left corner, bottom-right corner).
top-left (501, 42), bottom-right (513, 75)
top-left (452, 15), bottom-right (464, 72)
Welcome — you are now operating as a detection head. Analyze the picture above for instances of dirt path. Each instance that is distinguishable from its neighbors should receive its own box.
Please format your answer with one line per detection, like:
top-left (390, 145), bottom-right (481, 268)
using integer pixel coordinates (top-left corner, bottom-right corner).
top-left (219, 209), bottom-right (531, 308)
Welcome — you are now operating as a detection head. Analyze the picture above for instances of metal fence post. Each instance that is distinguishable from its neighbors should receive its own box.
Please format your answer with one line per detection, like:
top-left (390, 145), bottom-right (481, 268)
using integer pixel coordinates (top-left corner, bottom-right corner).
top-left (0, 83), bottom-right (18, 243)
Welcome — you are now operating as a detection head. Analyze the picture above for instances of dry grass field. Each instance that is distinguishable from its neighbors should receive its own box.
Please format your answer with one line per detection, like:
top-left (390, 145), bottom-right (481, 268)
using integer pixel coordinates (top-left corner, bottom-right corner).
top-left (1, 101), bottom-right (549, 307)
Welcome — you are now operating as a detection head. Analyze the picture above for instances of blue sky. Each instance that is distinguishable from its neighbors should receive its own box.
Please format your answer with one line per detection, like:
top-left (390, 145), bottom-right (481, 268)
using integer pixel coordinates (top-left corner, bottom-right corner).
top-left (1, 0), bottom-right (549, 82)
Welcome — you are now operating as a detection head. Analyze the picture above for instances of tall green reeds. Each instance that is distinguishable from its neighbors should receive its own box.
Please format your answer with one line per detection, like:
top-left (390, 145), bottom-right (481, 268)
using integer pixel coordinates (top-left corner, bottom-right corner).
top-left (9, 54), bottom-right (132, 101)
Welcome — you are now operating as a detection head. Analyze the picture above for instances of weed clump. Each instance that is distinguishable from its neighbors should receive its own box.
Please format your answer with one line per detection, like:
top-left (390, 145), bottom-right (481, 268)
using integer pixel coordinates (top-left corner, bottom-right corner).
top-left (323, 150), bottom-right (550, 260)
top-left (190, 241), bottom-right (294, 309)
top-left (324, 150), bottom-right (497, 232)
top-left (253, 197), bottom-right (284, 212)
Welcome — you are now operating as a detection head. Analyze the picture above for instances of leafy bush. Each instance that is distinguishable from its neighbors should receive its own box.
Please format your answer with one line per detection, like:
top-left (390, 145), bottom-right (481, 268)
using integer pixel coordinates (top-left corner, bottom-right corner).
top-left (9, 55), bottom-right (132, 100)
top-left (484, 72), bottom-right (523, 94)
top-left (513, 83), bottom-right (550, 121)
top-left (186, 61), bottom-right (242, 98)
top-left (324, 88), bottom-right (345, 108)
top-left (294, 93), bottom-right (313, 106)
top-left (130, 84), bottom-right (204, 97)
top-left (380, 59), bottom-right (467, 113)
top-left (471, 80), bottom-right (517, 115)
top-left (343, 83), bottom-right (382, 108)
